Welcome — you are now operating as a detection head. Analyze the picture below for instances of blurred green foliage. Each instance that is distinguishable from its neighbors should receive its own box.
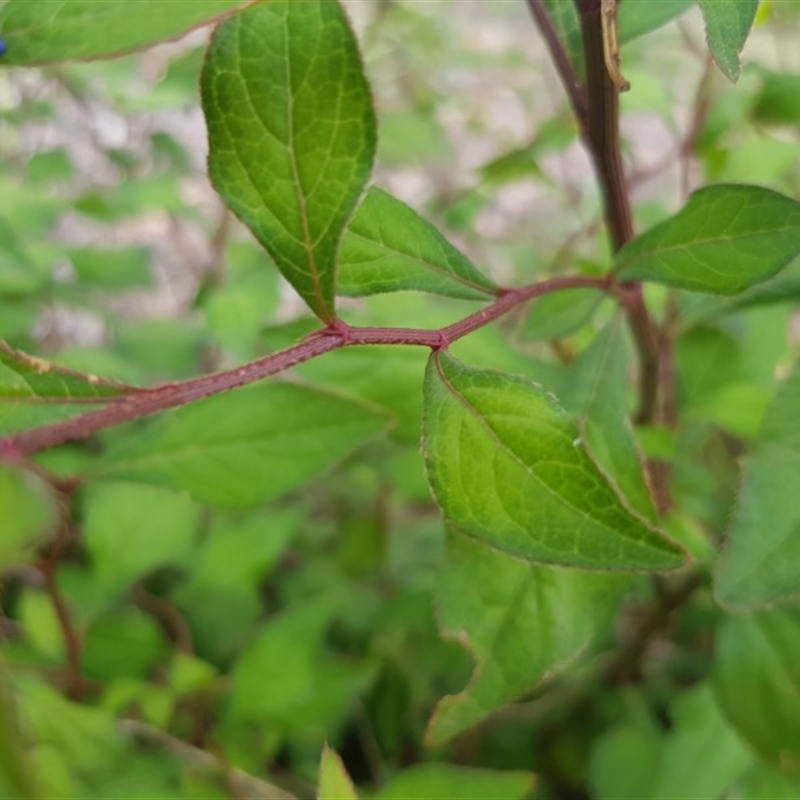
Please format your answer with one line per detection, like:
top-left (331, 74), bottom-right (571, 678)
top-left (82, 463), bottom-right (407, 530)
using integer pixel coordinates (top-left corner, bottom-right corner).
top-left (2, 2), bottom-right (800, 799)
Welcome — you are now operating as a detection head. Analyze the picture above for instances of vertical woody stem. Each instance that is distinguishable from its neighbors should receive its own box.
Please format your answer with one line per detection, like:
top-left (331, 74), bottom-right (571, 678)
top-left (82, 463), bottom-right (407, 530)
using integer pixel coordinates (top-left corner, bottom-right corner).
top-left (574, 0), bottom-right (659, 425)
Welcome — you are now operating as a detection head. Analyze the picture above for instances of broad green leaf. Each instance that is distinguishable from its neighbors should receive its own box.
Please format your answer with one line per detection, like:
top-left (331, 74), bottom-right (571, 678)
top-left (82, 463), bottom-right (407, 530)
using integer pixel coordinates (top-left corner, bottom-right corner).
top-left (561, 318), bottom-right (657, 524)
top-left (0, 465), bottom-right (57, 569)
top-left (699, 0), bottom-right (759, 81)
top-left (649, 684), bottom-right (750, 799)
top-left (374, 763), bottom-right (533, 800)
top-left (427, 530), bottom-right (629, 745)
top-left (83, 481), bottom-right (201, 589)
top-left (338, 188), bottom-right (497, 300)
top-left (616, 185), bottom-right (800, 294)
top-left (715, 363), bottom-right (800, 608)
top-left (202, 1), bottom-right (376, 320)
top-left (0, 341), bottom-right (133, 401)
top-left (0, 0), bottom-right (256, 65)
top-left (712, 610), bottom-right (800, 773)
top-left (422, 352), bottom-right (683, 570)
top-left (318, 746), bottom-right (358, 800)
top-left (95, 382), bottom-right (389, 509)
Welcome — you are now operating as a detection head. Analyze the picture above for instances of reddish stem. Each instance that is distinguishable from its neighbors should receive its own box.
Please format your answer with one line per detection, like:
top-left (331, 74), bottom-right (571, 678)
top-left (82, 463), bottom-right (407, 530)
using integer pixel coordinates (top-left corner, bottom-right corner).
top-left (1, 275), bottom-right (608, 456)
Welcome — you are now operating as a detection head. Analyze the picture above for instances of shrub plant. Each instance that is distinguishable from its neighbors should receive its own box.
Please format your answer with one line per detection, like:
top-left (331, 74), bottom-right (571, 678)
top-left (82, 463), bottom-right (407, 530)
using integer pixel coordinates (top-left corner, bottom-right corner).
top-left (2, 0), bottom-right (800, 797)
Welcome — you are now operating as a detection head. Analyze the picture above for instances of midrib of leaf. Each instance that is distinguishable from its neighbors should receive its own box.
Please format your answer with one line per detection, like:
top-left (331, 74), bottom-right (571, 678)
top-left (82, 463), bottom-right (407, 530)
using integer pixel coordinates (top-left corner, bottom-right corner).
top-left (618, 222), bottom-right (800, 272)
top-left (344, 229), bottom-right (496, 296)
top-left (285, 12), bottom-right (327, 322)
top-left (434, 357), bottom-right (652, 547)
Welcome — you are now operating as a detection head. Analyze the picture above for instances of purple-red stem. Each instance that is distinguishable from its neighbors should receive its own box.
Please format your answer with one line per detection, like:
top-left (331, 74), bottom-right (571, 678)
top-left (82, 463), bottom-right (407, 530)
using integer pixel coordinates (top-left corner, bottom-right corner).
top-left (2, 275), bottom-right (609, 457)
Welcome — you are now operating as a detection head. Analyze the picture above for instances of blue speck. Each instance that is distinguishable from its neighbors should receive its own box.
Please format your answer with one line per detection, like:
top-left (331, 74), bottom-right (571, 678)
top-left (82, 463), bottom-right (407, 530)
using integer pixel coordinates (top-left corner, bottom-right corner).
top-left (0, 38), bottom-right (7, 57)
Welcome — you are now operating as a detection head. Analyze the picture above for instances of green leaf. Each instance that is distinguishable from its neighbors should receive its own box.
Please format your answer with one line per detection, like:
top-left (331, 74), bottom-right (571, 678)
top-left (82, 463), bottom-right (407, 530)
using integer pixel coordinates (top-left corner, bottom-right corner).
top-left (82, 608), bottom-right (167, 682)
top-left (201, 0), bottom-right (376, 321)
top-left (0, 341), bottom-right (133, 401)
top-left (427, 529), bottom-right (629, 745)
top-left (589, 720), bottom-right (662, 800)
top-left (318, 746), bottom-right (358, 800)
top-left (561, 318), bottom-right (657, 524)
top-left (68, 247), bottom-right (152, 290)
top-left (374, 763), bottom-right (534, 800)
top-left (15, 677), bottom-right (123, 773)
top-left (338, 188), bottom-right (497, 300)
top-left (698, 0), bottom-right (759, 81)
top-left (422, 352), bottom-right (683, 570)
top-left (618, 0), bottom-right (695, 42)
top-left (0, 465), bottom-right (57, 569)
top-left (0, 0), bottom-right (256, 65)
top-left (753, 69), bottom-right (800, 126)
top-left (715, 362), bottom-right (800, 608)
top-left (616, 185), bottom-right (800, 294)
top-left (512, 288), bottom-right (604, 343)
top-left (83, 481), bottom-right (201, 589)
top-left (712, 609), bottom-right (800, 773)
top-left (95, 382), bottom-right (389, 509)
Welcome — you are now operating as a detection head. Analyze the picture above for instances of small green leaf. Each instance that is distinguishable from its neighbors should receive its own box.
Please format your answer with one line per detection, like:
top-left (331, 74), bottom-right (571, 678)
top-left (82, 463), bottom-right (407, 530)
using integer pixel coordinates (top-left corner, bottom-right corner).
top-left (513, 288), bottom-right (604, 343)
top-left (202, 0), bottom-right (376, 320)
top-left (561, 318), bottom-right (657, 524)
top-left (427, 529), bottom-right (629, 745)
top-left (698, 0), bottom-right (759, 82)
top-left (83, 481), bottom-right (201, 589)
top-left (95, 382), bottom-right (389, 509)
top-left (715, 362), bottom-right (800, 608)
top-left (712, 609), bottom-right (800, 773)
top-left (616, 185), bottom-right (800, 295)
top-left (0, 0), bottom-right (256, 65)
top-left (422, 353), bottom-right (683, 570)
top-left (374, 763), bottom-right (534, 800)
top-left (338, 188), bottom-right (497, 300)
top-left (0, 465), bottom-right (57, 569)
top-left (318, 745), bottom-right (358, 800)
